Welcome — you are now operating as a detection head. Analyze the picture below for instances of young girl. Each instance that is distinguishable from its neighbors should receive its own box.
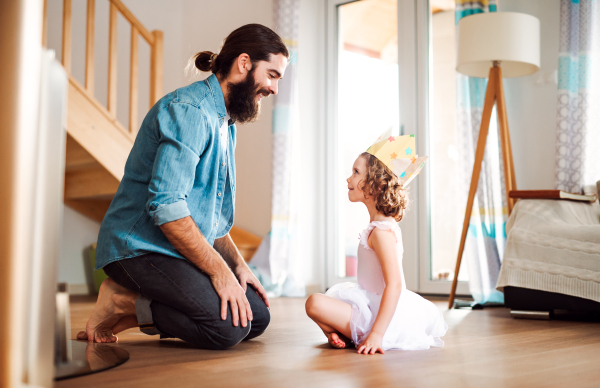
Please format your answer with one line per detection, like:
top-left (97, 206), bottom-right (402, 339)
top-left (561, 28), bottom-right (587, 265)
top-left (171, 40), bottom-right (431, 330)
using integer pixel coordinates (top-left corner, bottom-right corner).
top-left (306, 137), bottom-right (447, 355)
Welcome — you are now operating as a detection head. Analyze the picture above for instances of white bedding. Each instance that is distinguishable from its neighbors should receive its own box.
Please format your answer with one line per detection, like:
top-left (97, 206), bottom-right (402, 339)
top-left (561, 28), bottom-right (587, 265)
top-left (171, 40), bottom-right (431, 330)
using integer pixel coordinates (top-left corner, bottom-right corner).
top-left (496, 199), bottom-right (600, 303)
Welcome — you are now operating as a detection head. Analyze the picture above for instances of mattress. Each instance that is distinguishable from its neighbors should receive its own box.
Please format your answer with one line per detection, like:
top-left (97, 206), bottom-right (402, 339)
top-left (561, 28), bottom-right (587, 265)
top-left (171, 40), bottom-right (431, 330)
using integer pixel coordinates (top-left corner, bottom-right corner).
top-left (496, 199), bottom-right (600, 303)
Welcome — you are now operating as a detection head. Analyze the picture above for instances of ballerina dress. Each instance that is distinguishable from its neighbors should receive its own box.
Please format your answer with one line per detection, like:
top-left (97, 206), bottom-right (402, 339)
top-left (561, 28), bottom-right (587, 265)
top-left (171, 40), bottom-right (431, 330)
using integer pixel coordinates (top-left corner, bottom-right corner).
top-left (325, 221), bottom-right (448, 351)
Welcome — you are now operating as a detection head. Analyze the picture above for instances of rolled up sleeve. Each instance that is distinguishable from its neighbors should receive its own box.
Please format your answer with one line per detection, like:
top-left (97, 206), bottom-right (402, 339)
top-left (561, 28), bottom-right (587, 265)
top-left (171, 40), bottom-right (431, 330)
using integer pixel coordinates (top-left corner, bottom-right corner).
top-left (147, 101), bottom-right (208, 226)
top-left (149, 200), bottom-right (191, 226)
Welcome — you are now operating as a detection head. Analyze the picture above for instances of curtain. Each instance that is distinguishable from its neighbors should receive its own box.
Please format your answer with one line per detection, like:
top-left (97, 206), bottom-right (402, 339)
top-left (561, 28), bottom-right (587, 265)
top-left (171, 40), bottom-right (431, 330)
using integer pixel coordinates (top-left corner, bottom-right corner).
top-left (555, 0), bottom-right (600, 193)
top-left (455, 0), bottom-right (505, 305)
top-left (250, 0), bottom-right (303, 297)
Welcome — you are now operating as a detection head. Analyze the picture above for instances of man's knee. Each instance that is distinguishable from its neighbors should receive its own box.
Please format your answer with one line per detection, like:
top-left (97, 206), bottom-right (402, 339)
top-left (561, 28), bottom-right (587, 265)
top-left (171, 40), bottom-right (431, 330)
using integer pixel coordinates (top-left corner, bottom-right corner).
top-left (243, 291), bottom-right (271, 340)
top-left (205, 321), bottom-right (251, 350)
top-left (244, 304), bottom-right (270, 340)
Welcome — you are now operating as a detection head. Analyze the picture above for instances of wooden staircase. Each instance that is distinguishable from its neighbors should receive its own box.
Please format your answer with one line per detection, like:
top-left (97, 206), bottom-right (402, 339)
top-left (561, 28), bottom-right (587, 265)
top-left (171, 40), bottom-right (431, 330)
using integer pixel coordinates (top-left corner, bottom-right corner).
top-left (46, 0), bottom-right (260, 261)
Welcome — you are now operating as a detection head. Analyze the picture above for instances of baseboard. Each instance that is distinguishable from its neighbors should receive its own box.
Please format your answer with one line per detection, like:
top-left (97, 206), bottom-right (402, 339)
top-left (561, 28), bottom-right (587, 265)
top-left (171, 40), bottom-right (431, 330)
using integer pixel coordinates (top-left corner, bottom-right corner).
top-left (305, 284), bottom-right (322, 296)
top-left (67, 283), bottom-right (90, 295)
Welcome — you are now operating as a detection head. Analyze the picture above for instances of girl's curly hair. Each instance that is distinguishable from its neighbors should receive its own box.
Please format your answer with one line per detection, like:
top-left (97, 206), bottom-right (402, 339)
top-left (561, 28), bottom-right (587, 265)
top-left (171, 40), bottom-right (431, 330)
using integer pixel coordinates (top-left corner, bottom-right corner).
top-left (359, 152), bottom-right (408, 221)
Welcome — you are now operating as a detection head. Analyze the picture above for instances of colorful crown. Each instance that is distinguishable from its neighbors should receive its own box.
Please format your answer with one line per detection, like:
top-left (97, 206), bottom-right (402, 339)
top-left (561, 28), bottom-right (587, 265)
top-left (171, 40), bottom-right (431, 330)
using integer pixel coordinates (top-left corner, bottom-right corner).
top-left (365, 132), bottom-right (428, 187)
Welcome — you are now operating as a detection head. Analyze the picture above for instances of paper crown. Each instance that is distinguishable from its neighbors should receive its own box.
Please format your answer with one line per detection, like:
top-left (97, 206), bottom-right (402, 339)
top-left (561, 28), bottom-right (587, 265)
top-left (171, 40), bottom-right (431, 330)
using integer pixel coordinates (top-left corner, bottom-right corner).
top-left (365, 131), bottom-right (428, 187)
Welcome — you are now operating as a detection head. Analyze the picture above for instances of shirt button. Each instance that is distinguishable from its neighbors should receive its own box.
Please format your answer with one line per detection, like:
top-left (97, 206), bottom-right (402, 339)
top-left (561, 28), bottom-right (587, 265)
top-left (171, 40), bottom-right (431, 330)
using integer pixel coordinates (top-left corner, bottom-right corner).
top-left (215, 223), bottom-right (218, 227)
top-left (222, 162), bottom-right (226, 167)
top-left (217, 192), bottom-right (222, 197)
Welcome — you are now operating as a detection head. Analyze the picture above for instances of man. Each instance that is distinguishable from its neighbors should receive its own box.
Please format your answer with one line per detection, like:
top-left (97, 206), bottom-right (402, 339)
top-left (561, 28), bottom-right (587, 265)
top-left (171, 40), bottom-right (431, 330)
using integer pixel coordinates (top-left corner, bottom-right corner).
top-left (77, 24), bottom-right (289, 350)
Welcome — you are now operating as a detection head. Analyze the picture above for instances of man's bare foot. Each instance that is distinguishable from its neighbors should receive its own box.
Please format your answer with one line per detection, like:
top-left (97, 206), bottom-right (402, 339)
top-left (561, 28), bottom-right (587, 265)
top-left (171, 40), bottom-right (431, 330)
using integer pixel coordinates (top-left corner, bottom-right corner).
top-left (112, 315), bottom-right (138, 334)
top-left (326, 332), bottom-right (348, 349)
top-left (77, 315), bottom-right (138, 342)
top-left (76, 278), bottom-right (138, 343)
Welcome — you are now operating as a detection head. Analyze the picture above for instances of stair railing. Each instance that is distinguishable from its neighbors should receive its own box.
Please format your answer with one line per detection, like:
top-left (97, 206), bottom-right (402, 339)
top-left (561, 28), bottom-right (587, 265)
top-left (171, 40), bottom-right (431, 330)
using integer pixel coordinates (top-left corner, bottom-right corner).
top-left (44, 0), bottom-right (163, 138)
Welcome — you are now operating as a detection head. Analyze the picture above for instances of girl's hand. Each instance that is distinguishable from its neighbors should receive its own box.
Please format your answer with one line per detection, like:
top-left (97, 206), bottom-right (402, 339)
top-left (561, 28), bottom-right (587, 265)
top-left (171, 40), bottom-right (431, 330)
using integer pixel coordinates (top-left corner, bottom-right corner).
top-left (357, 332), bottom-right (385, 355)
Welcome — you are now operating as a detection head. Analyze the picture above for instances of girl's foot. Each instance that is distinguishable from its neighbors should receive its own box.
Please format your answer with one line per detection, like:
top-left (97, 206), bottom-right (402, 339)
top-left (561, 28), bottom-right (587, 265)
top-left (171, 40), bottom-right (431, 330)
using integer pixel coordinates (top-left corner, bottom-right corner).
top-left (326, 332), bottom-right (348, 349)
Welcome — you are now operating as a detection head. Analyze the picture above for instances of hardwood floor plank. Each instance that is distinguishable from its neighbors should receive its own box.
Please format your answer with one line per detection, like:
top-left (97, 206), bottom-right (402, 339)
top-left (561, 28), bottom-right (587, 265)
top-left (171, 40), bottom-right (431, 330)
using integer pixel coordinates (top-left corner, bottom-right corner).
top-left (58, 297), bottom-right (600, 388)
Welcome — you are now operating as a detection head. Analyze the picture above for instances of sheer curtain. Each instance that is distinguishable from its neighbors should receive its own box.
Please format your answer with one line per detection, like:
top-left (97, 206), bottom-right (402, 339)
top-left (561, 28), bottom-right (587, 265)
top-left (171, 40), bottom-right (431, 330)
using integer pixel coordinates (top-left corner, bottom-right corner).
top-left (250, 0), bottom-right (304, 297)
top-left (555, 0), bottom-right (600, 193)
top-left (455, 0), bottom-right (505, 305)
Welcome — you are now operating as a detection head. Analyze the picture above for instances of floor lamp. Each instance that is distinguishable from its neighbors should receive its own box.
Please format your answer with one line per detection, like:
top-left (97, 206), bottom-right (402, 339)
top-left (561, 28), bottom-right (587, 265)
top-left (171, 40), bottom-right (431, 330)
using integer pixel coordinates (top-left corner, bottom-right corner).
top-left (448, 12), bottom-right (540, 309)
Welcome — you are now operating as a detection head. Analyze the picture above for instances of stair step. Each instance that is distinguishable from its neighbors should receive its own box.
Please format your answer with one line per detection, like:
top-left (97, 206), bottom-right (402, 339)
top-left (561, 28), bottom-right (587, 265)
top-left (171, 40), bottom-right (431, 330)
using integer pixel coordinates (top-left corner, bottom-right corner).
top-left (64, 166), bottom-right (120, 200)
top-left (65, 134), bottom-right (99, 171)
top-left (229, 226), bottom-right (262, 262)
top-left (67, 76), bottom-right (133, 181)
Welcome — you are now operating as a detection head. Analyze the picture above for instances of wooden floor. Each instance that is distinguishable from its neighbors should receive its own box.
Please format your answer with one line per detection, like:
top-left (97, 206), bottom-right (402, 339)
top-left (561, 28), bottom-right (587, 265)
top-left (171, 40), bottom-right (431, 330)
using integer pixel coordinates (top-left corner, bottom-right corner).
top-left (58, 296), bottom-right (600, 388)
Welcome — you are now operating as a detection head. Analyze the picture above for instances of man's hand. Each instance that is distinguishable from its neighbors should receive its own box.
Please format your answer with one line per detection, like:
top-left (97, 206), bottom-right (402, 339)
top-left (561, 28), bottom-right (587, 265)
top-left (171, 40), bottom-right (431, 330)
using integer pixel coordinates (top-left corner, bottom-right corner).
top-left (211, 271), bottom-right (253, 327)
top-left (213, 233), bottom-right (270, 309)
top-left (235, 265), bottom-right (270, 308)
top-left (159, 218), bottom-right (255, 327)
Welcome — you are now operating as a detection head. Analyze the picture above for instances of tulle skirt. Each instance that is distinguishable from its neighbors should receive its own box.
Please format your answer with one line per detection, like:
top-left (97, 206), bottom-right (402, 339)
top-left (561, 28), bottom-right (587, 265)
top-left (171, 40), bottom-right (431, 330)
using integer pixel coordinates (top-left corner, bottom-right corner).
top-left (325, 282), bottom-right (448, 351)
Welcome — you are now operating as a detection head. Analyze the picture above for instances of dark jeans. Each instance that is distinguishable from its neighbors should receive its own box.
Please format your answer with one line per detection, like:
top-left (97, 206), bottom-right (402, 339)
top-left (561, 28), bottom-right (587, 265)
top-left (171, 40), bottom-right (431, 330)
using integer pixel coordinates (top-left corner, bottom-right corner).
top-left (103, 252), bottom-right (270, 350)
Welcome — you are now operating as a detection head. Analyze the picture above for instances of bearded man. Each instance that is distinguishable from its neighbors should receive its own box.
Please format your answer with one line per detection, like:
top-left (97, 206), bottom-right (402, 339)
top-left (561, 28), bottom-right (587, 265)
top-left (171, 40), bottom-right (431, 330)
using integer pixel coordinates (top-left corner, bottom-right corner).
top-left (77, 24), bottom-right (288, 350)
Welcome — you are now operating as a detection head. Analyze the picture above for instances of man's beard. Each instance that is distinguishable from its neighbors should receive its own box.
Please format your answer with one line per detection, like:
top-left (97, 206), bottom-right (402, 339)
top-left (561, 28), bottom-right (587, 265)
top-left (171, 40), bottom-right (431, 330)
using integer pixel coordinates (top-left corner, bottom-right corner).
top-left (226, 68), bottom-right (269, 124)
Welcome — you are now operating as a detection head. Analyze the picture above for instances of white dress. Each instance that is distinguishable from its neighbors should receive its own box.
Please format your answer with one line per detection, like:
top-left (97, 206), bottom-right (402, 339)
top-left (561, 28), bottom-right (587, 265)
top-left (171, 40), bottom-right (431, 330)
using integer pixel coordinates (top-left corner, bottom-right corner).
top-left (326, 221), bottom-right (448, 351)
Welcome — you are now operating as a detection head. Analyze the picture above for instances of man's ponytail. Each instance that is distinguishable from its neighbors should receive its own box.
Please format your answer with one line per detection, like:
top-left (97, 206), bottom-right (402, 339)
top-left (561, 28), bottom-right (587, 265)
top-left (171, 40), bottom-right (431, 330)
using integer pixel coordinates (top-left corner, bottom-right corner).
top-left (188, 24), bottom-right (289, 78)
top-left (192, 51), bottom-right (218, 73)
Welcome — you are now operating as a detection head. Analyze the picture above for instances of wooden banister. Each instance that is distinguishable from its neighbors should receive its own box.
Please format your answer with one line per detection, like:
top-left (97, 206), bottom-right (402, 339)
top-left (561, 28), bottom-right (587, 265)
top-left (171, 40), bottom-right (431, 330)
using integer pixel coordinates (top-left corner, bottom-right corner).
top-left (61, 0), bottom-right (72, 73)
top-left (42, 0), bottom-right (48, 47)
top-left (85, 0), bottom-right (95, 94)
top-left (129, 27), bottom-right (139, 134)
top-left (109, 0), bottom-right (155, 44)
top-left (107, 2), bottom-right (118, 116)
top-left (150, 30), bottom-right (163, 108)
top-left (51, 0), bottom-right (162, 134)
top-left (47, 0), bottom-right (163, 224)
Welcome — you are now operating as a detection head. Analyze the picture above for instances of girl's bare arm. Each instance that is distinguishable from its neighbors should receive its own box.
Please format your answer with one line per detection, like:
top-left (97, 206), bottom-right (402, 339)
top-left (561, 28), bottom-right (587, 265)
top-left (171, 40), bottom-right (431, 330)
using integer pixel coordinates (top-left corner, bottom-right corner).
top-left (368, 228), bottom-right (403, 337)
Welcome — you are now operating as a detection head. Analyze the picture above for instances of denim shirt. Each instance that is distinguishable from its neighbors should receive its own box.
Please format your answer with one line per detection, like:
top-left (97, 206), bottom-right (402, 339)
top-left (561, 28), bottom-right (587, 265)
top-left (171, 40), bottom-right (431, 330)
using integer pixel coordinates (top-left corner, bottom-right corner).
top-left (95, 74), bottom-right (236, 269)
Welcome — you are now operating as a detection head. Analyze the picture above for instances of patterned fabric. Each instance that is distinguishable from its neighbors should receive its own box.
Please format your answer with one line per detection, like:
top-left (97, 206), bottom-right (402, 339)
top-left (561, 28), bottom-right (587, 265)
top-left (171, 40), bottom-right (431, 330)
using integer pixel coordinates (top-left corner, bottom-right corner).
top-left (555, 0), bottom-right (600, 193)
top-left (267, 0), bottom-right (303, 297)
top-left (455, 0), bottom-right (505, 304)
top-left (455, 0), bottom-right (497, 23)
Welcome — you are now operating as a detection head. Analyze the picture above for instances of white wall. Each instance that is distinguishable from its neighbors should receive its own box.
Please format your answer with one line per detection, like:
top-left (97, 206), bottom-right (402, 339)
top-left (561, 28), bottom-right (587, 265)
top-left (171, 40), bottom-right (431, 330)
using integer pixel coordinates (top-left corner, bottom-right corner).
top-left (58, 206), bottom-right (101, 292)
top-left (501, 0), bottom-right (560, 190)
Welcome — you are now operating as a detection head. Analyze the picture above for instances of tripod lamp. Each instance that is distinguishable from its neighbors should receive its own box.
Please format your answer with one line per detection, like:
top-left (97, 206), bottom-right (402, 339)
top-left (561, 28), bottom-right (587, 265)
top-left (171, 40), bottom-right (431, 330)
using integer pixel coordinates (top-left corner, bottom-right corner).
top-left (448, 12), bottom-right (540, 309)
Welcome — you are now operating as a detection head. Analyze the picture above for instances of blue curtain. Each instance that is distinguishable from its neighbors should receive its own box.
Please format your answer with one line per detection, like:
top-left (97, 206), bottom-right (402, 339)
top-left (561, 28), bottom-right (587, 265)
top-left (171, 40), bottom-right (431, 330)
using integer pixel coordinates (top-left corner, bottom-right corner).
top-left (250, 0), bottom-right (304, 297)
top-left (555, 0), bottom-right (600, 193)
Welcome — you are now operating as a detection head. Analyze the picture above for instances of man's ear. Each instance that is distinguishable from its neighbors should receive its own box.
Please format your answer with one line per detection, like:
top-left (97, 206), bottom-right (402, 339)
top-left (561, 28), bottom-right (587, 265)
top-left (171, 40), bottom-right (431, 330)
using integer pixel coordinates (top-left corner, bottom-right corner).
top-left (237, 53), bottom-right (252, 74)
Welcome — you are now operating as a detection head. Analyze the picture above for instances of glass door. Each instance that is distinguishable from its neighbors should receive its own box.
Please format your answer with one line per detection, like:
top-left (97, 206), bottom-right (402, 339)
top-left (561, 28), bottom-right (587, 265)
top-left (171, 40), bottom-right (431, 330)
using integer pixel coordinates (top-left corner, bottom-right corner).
top-left (326, 0), bottom-right (471, 295)
top-left (325, 0), bottom-right (400, 287)
top-left (421, 2), bottom-right (471, 295)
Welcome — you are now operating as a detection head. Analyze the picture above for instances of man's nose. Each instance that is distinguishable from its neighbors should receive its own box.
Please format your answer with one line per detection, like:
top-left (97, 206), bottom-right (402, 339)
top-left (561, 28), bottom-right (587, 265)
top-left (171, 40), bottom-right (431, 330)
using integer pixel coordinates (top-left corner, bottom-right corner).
top-left (269, 82), bottom-right (278, 95)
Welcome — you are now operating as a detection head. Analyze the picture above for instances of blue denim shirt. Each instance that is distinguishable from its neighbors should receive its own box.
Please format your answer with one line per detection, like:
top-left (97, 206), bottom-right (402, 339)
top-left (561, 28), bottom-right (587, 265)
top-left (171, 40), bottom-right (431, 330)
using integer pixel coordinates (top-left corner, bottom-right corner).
top-left (95, 74), bottom-right (236, 269)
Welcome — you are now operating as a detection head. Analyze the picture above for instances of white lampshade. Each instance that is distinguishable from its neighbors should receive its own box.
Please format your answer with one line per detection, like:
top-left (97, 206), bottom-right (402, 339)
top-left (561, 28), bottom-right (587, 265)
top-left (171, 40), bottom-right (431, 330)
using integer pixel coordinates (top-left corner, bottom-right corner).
top-left (456, 12), bottom-right (540, 78)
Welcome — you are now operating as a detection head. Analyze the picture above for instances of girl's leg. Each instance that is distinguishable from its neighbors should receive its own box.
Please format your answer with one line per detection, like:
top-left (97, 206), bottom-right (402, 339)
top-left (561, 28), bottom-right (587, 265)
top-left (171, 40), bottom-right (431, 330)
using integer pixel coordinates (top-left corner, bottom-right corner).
top-left (305, 294), bottom-right (353, 348)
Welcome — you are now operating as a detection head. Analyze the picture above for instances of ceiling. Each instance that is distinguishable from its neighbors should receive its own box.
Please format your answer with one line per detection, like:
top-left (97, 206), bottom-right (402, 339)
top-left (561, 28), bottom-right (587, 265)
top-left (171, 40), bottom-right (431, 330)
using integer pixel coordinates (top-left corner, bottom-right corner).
top-left (340, 0), bottom-right (455, 61)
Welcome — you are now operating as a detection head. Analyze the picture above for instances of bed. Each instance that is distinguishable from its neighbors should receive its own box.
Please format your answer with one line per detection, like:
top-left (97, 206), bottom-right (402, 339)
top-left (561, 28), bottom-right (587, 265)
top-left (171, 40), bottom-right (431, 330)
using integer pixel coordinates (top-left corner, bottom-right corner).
top-left (496, 199), bottom-right (600, 317)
